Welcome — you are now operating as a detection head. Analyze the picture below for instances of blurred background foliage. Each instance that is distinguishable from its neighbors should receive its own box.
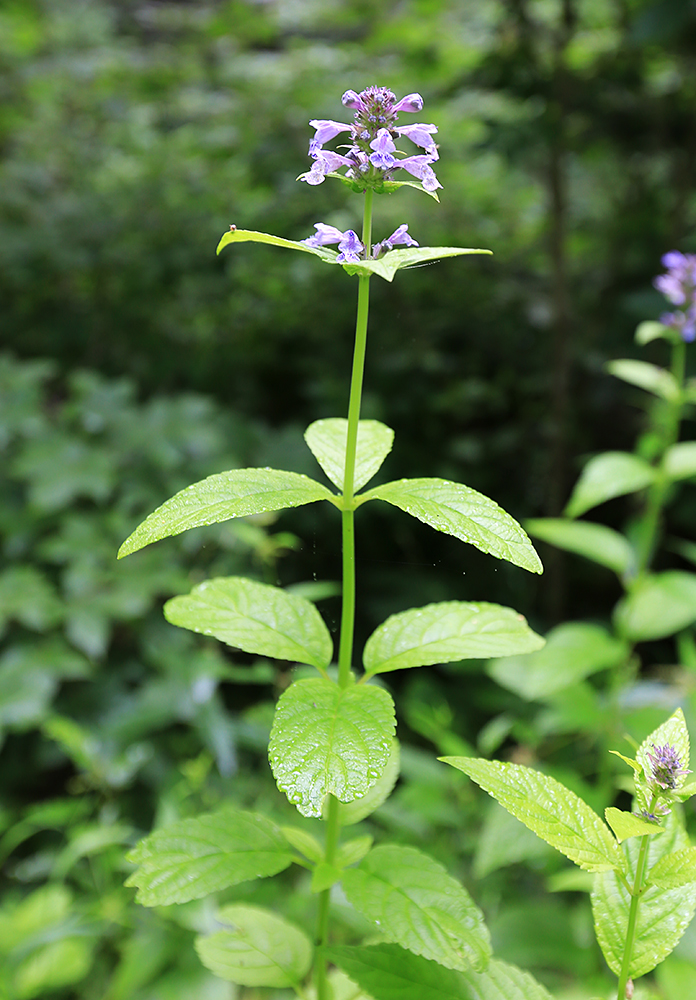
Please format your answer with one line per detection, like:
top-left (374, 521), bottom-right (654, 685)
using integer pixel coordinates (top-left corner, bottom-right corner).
top-left (2, 0), bottom-right (696, 997)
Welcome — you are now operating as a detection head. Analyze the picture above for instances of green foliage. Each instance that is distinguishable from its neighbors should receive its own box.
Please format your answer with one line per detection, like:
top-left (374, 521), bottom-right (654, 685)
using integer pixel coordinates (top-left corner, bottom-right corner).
top-left (305, 418), bottom-right (394, 493)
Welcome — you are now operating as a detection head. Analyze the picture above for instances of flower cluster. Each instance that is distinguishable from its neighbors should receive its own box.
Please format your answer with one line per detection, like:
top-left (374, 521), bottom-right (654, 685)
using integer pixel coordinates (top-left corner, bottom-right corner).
top-left (301, 222), bottom-right (418, 264)
top-left (654, 251), bottom-right (696, 342)
top-left (298, 85), bottom-right (441, 193)
top-left (646, 742), bottom-right (691, 791)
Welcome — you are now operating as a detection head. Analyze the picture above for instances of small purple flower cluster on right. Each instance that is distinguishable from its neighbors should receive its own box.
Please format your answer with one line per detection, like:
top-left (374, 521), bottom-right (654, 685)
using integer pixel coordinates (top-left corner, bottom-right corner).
top-left (301, 222), bottom-right (418, 264)
top-left (646, 742), bottom-right (691, 791)
top-left (654, 251), bottom-right (696, 342)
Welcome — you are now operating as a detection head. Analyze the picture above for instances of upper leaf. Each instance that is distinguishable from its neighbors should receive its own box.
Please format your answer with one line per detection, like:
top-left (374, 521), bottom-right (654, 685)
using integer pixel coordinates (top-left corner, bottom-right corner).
top-left (525, 518), bottom-right (634, 577)
top-left (217, 227), bottom-right (338, 263)
top-left (326, 945), bottom-right (554, 1000)
top-left (635, 320), bottom-right (676, 346)
top-left (363, 601), bottom-right (544, 676)
top-left (118, 468), bottom-right (335, 558)
top-left (441, 757), bottom-right (626, 873)
top-left (606, 359), bottom-right (679, 401)
top-left (195, 903), bottom-right (312, 988)
top-left (341, 246), bottom-right (493, 283)
top-left (358, 478), bottom-right (542, 574)
top-left (564, 452), bottom-right (657, 519)
top-left (614, 572), bottom-right (696, 642)
top-left (341, 844), bottom-right (491, 972)
top-left (268, 678), bottom-right (396, 818)
top-left (304, 418), bottom-right (394, 492)
top-left (332, 737), bottom-right (400, 826)
top-left (125, 808), bottom-right (293, 905)
top-left (664, 441), bottom-right (696, 482)
top-left (164, 576), bottom-right (333, 669)
top-left (604, 807), bottom-right (663, 844)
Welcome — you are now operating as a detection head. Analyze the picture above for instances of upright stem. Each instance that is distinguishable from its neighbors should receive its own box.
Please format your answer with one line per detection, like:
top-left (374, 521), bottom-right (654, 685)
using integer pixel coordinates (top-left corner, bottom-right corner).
top-left (616, 793), bottom-right (656, 1000)
top-left (315, 190), bottom-right (374, 1000)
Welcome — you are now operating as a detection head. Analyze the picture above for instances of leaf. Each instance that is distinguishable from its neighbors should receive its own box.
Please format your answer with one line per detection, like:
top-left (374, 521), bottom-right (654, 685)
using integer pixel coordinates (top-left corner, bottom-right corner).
top-left (118, 468), bottom-right (335, 558)
top-left (635, 320), bottom-right (674, 345)
top-left (304, 418), bottom-right (394, 492)
top-left (564, 452), bottom-right (656, 518)
top-left (363, 601), bottom-right (544, 676)
top-left (326, 945), bottom-right (554, 1000)
top-left (664, 441), bottom-right (696, 481)
top-left (604, 807), bottom-right (663, 843)
top-left (216, 227), bottom-right (338, 264)
top-left (269, 678), bottom-right (396, 818)
top-left (525, 518), bottom-right (634, 576)
top-left (342, 844), bottom-right (491, 972)
top-left (473, 802), bottom-right (553, 878)
top-left (650, 847), bottom-right (696, 889)
top-left (341, 246), bottom-right (493, 283)
top-left (614, 572), bottom-right (696, 641)
top-left (606, 359), bottom-right (679, 401)
top-left (280, 826), bottom-right (324, 864)
top-left (333, 737), bottom-right (400, 826)
top-left (325, 170), bottom-right (441, 201)
top-left (487, 623), bottom-right (627, 701)
top-left (592, 809), bottom-right (696, 977)
top-left (195, 904), bottom-right (312, 987)
top-left (164, 576), bottom-right (333, 669)
top-left (336, 835), bottom-right (373, 868)
top-left (358, 478), bottom-right (542, 574)
top-left (124, 808), bottom-right (293, 905)
top-left (441, 757), bottom-right (626, 873)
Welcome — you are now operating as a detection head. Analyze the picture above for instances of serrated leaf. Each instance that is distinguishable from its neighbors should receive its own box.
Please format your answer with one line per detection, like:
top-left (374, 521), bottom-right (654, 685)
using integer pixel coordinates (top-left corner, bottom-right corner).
top-left (195, 904), bottom-right (312, 987)
top-left (342, 844), bottom-right (491, 972)
top-left (341, 246), bottom-right (492, 283)
top-left (118, 468), bottom-right (335, 558)
top-left (164, 576), bottom-right (333, 669)
top-left (649, 846), bottom-right (696, 889)
top-left (605, 807), bottom-right (663, 843)
top-left (564, 452), bottom-right (656, 518)
top-left (363, 601), bottom-right (543, 676)
top-left (333, 737), bottom-right (400, 826)
top-left (441, 757), bottom-right (626, 873)
top-left (525, 518), bottom-right (634, 576)
top-left (124, 809), bottom-right (293, 905)
top-left (592, 809), bottom-right (696, 977)
top-left (664, 441), bottom-right (696, 481)
top-left (609, 750), bottom-right (642, 774)
top-left (635, 320), bottom-right (674, 345)
top-left (269, 678), bottom-right (395, 818)
top-left (614, 572), bottom-right (696, 641)
top-left (304, 418), bottom-right (394, 492)
top-left (358, 478), bottom-right (542, 574)
top-left (216, 227), bottom-right (338, 263)
top-left (487, 622), bottom-right (627, 701)
top-left (326, 945), bottom-right (554, 1000)
top-left (606, 359), bottom-right (679, 401)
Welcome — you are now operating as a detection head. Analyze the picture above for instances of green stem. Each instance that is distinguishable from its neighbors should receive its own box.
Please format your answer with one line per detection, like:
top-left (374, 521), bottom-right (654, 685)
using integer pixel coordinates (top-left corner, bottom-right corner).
top-left (615, 793), bottom-right (658, 999)
top-left (315, 191), bottom-right (374, 1000)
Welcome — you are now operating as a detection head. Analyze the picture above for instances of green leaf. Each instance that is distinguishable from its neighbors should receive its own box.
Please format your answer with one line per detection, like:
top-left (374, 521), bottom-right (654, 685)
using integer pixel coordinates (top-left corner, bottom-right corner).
top-left (342, 845), bottom-right (490, 972)
top-left (592, 809), bottom-right (696, 977)
top-left (363, 601), bottom-right (544, 676)
top-left (606, 358), bottom-right (679, 401)
top-left (564, 452), bottom-right (656, 518)
top-left (311, 862), bottom-right (343, 893)
top-left (269, 678), bottom-right (396, 818)
top-left (664, 441), bottom-right (696, 481)
top-left (341, 246), bottom-right (493, 283)
top-left (487, 622), bottom-right (627, 701)
top-left (650, 846), bottom-right (696, 889)
top-left (614, 572), bottom-right (696, 641)
top-left (164, 576), bottom-right (333, 669)
top-left (216, 227), bottom-right (338, 263)
top-left (333, 737), bottom-right (400, 826)
top-left (473, 803), bottom-right (553, 878)
top-left (304, 418), bottom-right (394, 492)
top-left (636, 320), bottom-right (675, 345)
top-left (604, 807), bottom-right (663, 843)
top-left (195, 904), bottom-right (312, 987)
top-left (124, 808), bottom-right (293, 905)
top-left (336, 835), bottom-right (373, 868)
top-left (441, 757), bottom-right (626, 873)
top-left (324, 170), bottom-right (442, 200)
top-left (118, 468), bottom-right (335, 558)
top-left (358, 478), bottom-right (542, 574)
top-left (280, 826), bottom-right (324, 864)
top-left (326, 945), bottom-right (554, 1000)
top-left (525, 518), bottom-right (634, 576)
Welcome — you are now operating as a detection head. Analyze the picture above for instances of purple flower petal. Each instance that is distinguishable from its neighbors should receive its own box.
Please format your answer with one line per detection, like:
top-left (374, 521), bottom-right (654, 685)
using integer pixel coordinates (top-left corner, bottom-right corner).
top-left (369, 128), bottom-right (397, 170)
top-left (393, 93), bottom-right (424, 113)
top-left (394, 123), bottom-right (438, 155)
top-left (341, 90), bottom-right (365, 111)
top-left (398, 154), bottom-right (442, 192)
top-left (301, 223), bottom-right (346, 247)
top-left (336, 229), bottom-right (364, 263)
top-left (308, 119), bottom-right (352, 144)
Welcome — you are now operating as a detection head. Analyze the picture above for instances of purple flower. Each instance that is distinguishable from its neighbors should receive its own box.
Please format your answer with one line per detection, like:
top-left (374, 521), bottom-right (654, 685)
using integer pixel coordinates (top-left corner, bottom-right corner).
top-left (399, 154), bottom-right (442, 192)
top-left (299, 149), bottom-right (354, 186)
top-left (393, 93), bottom-right (424, 113)
top-left (654, 251), bottom-right (696, 342)
top-left (301, 224), bottom-right (364, 263)
top-left (646, 743), bottom-right (691, 790)
top-left (394, 123), bottom-right (438, 156)
top-left (309, 119), bottom-right (352, 146)
top-left (369, 129), bottom-right (397, 170)
top-left (373, 224), bottom-right (419, 257)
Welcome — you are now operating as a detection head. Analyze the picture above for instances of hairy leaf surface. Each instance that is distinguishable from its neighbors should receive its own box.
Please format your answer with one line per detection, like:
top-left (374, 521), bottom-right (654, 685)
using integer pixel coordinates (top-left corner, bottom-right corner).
top-left (125, 809), bottom-right (293, 905)
top-left (650, 847), bottom-right (696, 889)
top-left (269, 678), bottom-right (395, 818)
top-left (342, 844), bottom-right (490, 971)
top-left (358, 478), bottom-right (542, 573)
top-left (442, 757), bottom-right (626, 873)
top-left (304, 418), bottom-right (394, 492)
top-left (164, 576), bottom-right (332, 669)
